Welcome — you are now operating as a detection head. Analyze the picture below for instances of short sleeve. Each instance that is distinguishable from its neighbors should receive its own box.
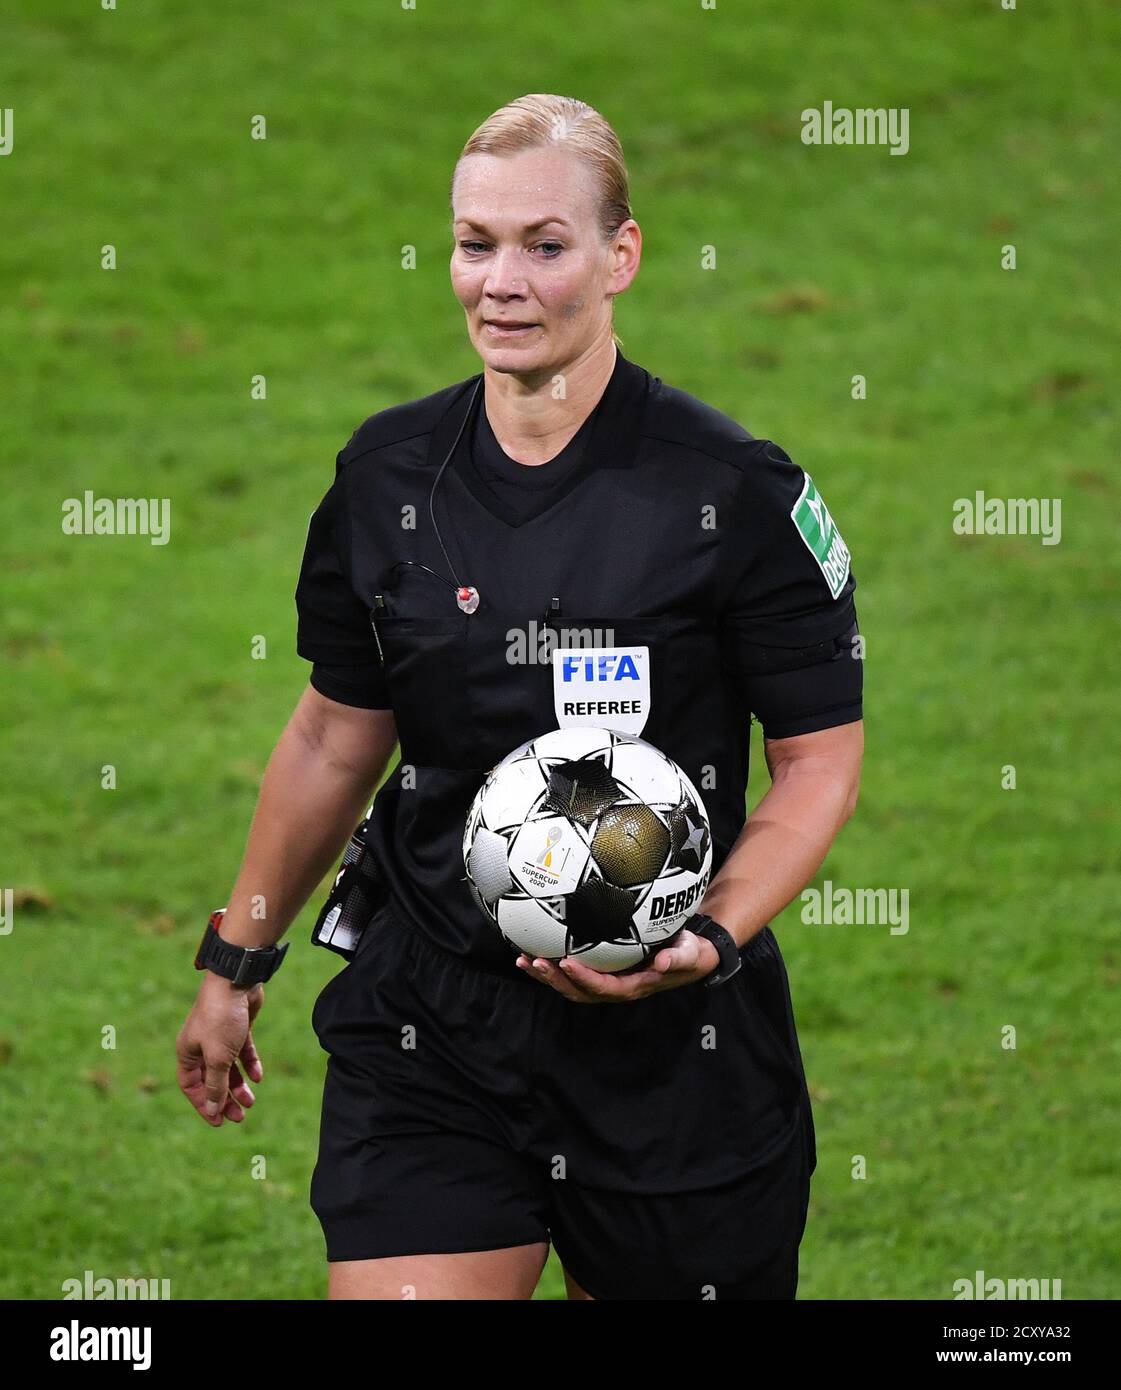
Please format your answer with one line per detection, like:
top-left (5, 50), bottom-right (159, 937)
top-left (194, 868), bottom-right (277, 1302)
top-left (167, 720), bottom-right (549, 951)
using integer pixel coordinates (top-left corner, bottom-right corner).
top-left (294, 466), bottom-right (391, 707)
top-left (309, 660), bottom-right (393, 710)
top-left (719, 439), bottom-right (862, 736)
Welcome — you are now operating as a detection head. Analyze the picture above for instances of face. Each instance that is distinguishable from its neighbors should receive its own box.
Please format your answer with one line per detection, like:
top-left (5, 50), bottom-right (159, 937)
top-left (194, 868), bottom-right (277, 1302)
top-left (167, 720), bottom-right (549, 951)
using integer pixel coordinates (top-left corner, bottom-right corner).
top-left (450, 146), bottom-right (639, 380)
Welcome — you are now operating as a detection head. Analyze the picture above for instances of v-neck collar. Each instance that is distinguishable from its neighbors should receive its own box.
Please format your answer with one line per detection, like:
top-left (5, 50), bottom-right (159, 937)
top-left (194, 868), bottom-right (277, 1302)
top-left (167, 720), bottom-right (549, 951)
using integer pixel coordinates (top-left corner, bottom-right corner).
top-left (426, 347), bottom-right (653, 530)
top-left (472, 397), bottom-right (595, 498)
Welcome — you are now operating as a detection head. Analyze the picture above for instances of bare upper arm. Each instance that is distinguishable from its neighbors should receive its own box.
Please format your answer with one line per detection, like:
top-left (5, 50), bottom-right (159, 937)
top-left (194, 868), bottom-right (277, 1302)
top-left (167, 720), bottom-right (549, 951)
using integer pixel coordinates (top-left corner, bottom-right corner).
top-left (289, 682), bottom-right (398, 784)
top-left (764, 720), bottom-right (864, 812)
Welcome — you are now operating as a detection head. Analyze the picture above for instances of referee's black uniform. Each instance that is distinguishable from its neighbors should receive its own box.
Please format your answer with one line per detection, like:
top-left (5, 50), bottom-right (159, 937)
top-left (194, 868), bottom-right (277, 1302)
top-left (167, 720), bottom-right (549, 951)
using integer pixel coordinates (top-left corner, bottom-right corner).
top-left (297, 347), bottom-right (862, 1299)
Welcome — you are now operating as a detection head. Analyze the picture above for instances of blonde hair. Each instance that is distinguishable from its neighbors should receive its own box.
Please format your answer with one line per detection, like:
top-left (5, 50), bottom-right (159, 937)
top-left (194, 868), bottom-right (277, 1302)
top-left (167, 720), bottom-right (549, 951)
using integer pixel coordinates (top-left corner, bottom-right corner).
top-left (452, 94), bottom-right (632, 348)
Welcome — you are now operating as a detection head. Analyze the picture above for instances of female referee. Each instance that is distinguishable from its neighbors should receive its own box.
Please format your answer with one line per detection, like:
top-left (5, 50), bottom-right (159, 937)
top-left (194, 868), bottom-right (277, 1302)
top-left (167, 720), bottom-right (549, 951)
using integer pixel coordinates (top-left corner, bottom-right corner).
top-left (176, 94), bottom-right (863, 1301)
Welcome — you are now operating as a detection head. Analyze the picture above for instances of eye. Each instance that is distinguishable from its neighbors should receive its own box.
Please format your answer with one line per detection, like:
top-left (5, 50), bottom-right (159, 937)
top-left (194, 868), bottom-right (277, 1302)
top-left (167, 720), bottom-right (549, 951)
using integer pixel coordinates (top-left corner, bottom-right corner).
top-left (458, 240), bottom-right (490, 254)
top-left (534, 241), bottom-right (564, 258)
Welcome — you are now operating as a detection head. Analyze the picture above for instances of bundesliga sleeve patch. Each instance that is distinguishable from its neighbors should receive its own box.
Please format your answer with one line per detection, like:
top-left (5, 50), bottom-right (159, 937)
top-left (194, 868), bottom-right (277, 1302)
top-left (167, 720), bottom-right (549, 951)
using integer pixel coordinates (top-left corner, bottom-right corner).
top-left (790, 472), bottom-right (851, 599)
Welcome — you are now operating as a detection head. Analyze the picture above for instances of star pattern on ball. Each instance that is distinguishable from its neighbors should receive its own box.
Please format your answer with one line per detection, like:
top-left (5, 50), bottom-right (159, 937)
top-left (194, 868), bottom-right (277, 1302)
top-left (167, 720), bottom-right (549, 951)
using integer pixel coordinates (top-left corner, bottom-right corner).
top-left (669, 794), bottom-right (710, 872)
top-left (464, 729), bottom-right (713, 972)
top-left (542, 757), bottom-right (623, 827)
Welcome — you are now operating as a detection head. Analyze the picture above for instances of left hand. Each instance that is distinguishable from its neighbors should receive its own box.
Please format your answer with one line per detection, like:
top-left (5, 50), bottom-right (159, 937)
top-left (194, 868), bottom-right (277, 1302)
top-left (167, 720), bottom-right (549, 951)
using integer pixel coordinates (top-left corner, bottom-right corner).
top-left (516, 928), bottom-right (722, 1003)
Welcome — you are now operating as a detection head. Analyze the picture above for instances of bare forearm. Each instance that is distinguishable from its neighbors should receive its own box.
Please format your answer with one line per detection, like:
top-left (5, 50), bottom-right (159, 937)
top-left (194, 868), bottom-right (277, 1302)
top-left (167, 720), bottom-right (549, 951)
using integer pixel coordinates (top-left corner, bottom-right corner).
top-left (218, 696), bottom-right (396, 948)
top-left (698, 752), bottom-right (858, 948)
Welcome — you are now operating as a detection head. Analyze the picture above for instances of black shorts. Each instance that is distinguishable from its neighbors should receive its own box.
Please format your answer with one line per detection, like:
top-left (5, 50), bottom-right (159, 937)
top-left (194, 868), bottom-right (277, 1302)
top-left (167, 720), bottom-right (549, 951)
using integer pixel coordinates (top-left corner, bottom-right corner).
top-left (310, 905), bottom-right (816, 1300)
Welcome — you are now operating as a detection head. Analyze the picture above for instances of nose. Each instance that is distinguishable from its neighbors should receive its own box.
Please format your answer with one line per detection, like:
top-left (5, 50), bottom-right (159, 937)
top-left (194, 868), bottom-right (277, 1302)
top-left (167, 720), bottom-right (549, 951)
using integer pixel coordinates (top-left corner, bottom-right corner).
top-left (482, 247), bottom-right (528, 303)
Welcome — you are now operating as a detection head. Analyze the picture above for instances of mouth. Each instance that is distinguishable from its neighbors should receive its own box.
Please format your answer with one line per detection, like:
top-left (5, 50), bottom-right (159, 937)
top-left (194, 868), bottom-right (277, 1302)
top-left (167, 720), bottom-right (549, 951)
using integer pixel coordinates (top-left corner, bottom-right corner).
top-left (482, 320), bottom-right (540, 338)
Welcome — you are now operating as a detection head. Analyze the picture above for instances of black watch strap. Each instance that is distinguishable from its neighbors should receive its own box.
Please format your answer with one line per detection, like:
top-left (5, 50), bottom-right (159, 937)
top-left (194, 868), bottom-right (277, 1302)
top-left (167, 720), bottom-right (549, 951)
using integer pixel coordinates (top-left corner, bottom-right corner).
top-left (688, 912), bottom-right (742, 987)
top-left (194, 909), bottom-right (289, 987)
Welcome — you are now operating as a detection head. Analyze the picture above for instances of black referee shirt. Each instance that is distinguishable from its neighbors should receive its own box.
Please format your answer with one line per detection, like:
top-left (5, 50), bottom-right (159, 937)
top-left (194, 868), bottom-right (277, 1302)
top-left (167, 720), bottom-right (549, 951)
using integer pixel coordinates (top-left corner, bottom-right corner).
top-left (468, 386), bottom-right (600, 526)
top-left (296, 348), bottom-right (861, 974)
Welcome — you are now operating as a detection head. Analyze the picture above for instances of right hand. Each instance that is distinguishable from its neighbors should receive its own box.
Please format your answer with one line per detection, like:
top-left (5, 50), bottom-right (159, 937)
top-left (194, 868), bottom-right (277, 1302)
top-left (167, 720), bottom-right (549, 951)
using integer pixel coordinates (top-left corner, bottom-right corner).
top-left (175, 973), bottom-right (266, 1127)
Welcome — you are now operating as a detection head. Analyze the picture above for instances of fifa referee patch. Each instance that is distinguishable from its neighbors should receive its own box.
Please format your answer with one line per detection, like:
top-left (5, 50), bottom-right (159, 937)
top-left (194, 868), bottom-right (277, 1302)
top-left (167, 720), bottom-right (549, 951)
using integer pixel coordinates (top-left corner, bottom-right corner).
top-left (552, 646), bottom-right (651, 737)
top-left (791, 473), bottom-right (851, 599)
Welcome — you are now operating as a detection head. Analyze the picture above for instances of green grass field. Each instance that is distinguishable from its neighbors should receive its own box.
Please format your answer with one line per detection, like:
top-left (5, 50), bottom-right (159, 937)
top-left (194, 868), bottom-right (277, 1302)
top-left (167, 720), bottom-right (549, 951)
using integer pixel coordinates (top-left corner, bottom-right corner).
top-left (2, 0), bottom-right (1118, 1299)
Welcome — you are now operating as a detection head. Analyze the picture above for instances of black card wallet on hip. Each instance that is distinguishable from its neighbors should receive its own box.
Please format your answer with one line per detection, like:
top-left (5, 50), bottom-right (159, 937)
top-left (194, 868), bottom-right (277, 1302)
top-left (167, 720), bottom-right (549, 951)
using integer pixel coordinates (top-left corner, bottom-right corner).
top-left (310, 808), bottom-right (390, 960)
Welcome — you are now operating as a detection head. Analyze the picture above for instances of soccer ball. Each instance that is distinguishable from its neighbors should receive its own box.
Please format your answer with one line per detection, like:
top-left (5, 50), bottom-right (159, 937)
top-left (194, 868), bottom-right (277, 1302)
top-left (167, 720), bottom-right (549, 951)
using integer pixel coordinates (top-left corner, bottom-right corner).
top-left (462, 727), bottom-right (713, 972)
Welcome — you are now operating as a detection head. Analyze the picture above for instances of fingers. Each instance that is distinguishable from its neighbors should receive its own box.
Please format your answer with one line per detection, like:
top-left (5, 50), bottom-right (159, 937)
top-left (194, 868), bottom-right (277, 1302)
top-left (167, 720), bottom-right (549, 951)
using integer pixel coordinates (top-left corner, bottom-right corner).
top-left (203, 1055), bottom-right (231, 1124)
top-left (555, 957), bottom-right (635, 999)
top-left (516, 954), bottom-right (648, 1002)
top-left (176, 984), bottom-right (266, 1127)
top-left (203, 1053), bottom-right (264, 1124)
top-left (177, 1070), bottom-right (229, 1126)
top-left (515, 938), bottom-right (710, 1001)
top-left (227, 1059), bottom-right (256, 1112)
top-left (221, 1089), bottom-right (247, 1123)
top-left (648, 932), bottom-right (718, 981)
top-left (516, 954), bottom-right (593, 1002)
top-left (176, 1033), bottom-right (223, 1123)
top-left (650, 943), bottom-right (689, 972)
top-left (516, 954), bottom-right (581, 1001)
top-left (649, 930), bottom-right (700, 973)
top-left (174, 1032), bottom-right (204, 1091)
top-left (238, 1029), bottom-right (264, 1085)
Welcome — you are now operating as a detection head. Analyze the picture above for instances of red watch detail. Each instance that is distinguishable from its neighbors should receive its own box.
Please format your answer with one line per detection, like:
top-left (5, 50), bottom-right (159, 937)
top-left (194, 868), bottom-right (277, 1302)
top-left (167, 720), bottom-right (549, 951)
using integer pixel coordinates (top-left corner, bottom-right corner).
top-left (194, 908), bottom-right (228, 970)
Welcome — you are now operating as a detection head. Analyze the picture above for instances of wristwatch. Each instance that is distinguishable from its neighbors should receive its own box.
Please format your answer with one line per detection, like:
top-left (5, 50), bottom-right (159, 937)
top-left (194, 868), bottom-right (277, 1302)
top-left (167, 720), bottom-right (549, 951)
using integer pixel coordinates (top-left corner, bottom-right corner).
top-left (194, 908), bottom-right (289, 987)
top-left (687, 912), bottom-right (742, 987)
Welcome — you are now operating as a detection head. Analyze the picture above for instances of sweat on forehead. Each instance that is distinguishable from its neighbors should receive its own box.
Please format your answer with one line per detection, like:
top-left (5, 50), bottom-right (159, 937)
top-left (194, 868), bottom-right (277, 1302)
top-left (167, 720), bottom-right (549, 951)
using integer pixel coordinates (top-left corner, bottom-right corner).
top-left (454, 150), bottom-right (597, 198)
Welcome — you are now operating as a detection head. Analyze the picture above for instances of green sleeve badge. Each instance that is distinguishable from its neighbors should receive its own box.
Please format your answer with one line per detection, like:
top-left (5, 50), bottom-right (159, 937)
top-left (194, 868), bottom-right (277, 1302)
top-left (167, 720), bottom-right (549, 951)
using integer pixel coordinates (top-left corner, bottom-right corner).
top-left (791, 473), bottom-right (851, 599)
